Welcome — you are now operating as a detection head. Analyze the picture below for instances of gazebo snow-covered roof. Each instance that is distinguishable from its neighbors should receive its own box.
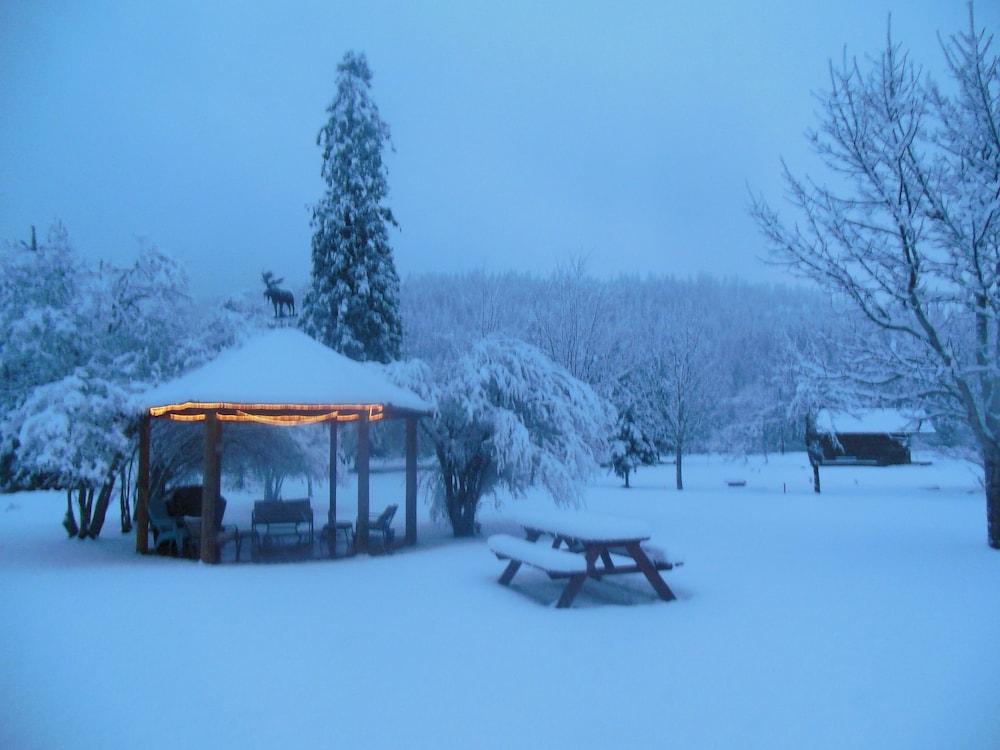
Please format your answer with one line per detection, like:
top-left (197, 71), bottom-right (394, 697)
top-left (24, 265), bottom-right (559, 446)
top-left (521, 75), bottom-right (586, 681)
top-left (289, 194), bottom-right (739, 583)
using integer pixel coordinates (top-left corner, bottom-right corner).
top-left (134, 328), bottom-right (431, 422)
top-left (132, 328), bottom-right (432, 563)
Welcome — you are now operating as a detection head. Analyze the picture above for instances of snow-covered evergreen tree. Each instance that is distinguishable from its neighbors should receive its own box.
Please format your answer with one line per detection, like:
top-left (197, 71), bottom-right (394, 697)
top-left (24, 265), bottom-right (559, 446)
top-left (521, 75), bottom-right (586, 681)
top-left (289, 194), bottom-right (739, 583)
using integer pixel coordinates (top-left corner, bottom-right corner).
top-left (609, 404), bottom-right (658, 488)
top-left (300, 51), bottom-right (403, 363)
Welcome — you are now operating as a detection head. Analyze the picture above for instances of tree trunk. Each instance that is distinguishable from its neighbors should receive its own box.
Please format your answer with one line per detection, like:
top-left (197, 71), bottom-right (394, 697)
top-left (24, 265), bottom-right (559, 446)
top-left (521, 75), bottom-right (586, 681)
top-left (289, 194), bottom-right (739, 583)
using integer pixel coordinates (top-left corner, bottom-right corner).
top-left (86, 471), bottom-right (117, 539)
top-left (447, 493), bottom-right (478, 537)
top-left (624, 469), bottom-right (631, 489)
top-left (76, 486), bottom-right (93, 539)
top-left (675, 446), bottom-right (683, 490)
top-left (119, 462), bottom-right (132, 533)
top-left (62, 489), bottom-right (79, 537)
top-left (986, 448), bottom-right (1000, 550)
top-left (805, 415), bottom-right (821, 494)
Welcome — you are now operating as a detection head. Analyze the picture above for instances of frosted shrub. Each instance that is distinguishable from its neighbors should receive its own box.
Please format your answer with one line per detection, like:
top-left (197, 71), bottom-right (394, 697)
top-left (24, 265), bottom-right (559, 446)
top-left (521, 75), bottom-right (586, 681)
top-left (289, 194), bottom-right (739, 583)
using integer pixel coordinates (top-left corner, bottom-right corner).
top-left (389, 337), bottom-right (614, 536)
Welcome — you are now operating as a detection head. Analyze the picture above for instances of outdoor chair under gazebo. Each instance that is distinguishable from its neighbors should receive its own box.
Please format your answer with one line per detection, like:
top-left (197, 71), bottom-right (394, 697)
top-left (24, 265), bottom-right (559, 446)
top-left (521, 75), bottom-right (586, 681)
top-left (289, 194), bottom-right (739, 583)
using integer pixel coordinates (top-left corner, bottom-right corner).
top-left (132, 329), bottom-right (432, 563)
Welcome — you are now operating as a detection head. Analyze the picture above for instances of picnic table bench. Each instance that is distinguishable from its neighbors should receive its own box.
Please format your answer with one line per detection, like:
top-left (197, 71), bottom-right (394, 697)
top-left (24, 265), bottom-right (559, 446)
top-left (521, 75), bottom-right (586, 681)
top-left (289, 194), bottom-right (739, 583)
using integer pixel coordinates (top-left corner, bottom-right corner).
top-left (489, 510), bottom-right (679, 608)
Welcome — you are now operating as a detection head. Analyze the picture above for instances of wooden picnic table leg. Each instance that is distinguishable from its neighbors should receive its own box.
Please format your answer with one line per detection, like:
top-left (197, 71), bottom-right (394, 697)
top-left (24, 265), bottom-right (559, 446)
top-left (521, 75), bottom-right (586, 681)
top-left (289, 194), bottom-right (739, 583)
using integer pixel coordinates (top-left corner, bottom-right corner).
top-left (599, 548), bottom-right (615, 570)
top-left (584, 543), bottom-right (605, 579)
top-left (501, 528), bottom-right (542, 585)
top-left (498, 560), bottom-right (523, 586)
top-left (624, 542), bottom-right (676, 601)
top-left (556, 573), bottom-right (586, 608)
top-left (556, 548), bottom-right (599, 608)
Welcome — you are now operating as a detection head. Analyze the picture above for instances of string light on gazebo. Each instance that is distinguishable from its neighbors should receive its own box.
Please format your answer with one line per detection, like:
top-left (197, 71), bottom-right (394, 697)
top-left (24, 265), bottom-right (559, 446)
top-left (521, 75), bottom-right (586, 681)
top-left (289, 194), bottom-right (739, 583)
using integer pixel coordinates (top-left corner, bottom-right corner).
top-left (149, 402), bottom-right (386, 425)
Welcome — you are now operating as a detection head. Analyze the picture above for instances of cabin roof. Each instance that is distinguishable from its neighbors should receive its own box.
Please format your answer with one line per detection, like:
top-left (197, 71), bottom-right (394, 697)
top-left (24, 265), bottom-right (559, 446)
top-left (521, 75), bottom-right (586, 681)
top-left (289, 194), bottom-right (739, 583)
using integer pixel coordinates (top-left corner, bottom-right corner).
top-left (816, 408), bottom-right (934, 435)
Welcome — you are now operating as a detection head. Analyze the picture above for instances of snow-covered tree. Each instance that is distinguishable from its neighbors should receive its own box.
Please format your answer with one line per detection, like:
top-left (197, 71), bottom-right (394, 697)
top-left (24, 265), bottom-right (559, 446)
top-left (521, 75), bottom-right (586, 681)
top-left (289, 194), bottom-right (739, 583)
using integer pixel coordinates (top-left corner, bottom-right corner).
top-left (389, 337), bottom-right (614, 536)
top-left (609, 403), bottom-right (658, 489)
top-left (0, 223), bottom-right (270, 537)
top-left (752, 10), bottom-right (1000, 547)
top-left (646, 320), bottom-right (718, 490)
top-left (1, 226), bottom-right (90, 419)
top-left (300, 50), bottom-right (403, 363)
top-left (1, 224), bottom-right (96, 490)
top-left (97, 243), bottom-right (198, 383)
top-left (526, 256), bottom-right (623, 390)
top-left (14, 369), bottom-right (131, 537)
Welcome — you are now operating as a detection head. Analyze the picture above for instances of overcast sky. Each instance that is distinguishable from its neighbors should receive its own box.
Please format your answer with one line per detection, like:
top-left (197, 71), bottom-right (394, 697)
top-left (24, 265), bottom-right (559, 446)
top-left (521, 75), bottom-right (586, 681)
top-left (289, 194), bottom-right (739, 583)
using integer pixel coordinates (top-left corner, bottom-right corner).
top-left (2, 1), bottom-right (997, 299)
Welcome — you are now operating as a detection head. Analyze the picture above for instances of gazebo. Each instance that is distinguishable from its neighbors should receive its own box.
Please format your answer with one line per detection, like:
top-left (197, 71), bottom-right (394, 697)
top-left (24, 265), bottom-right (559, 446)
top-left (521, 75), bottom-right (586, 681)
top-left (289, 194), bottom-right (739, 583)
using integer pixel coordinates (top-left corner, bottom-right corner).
top-left (132, 329), bottom-right (432, 563)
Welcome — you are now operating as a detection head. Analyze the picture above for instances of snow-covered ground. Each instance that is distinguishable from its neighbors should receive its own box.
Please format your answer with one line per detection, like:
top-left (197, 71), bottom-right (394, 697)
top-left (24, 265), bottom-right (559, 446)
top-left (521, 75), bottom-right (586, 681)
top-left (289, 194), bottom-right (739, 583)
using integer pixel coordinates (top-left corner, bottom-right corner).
top-left (1, 452), bottom-right (998, 749)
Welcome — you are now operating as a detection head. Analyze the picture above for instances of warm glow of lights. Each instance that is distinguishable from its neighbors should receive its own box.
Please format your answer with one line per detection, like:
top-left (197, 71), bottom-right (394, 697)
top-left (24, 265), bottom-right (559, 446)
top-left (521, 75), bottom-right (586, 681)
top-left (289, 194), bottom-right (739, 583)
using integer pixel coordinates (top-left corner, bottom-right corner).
top-left (150, 402), bottom-right (385, 425)
top-left (150, 401), bottom-right (384, 416)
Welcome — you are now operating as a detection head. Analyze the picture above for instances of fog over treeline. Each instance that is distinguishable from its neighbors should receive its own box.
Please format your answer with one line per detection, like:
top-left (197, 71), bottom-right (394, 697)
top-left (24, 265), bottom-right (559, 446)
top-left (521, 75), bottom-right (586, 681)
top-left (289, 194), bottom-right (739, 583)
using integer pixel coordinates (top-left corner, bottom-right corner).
top-left (400, 262), bottom-right (845, 458)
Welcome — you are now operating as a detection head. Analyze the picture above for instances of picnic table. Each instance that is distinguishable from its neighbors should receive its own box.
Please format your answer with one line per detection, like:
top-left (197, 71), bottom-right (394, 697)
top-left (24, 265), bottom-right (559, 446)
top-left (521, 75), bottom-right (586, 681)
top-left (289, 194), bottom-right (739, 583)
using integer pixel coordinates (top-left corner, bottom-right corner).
top-left (489, 510), bottom-right (678, 608)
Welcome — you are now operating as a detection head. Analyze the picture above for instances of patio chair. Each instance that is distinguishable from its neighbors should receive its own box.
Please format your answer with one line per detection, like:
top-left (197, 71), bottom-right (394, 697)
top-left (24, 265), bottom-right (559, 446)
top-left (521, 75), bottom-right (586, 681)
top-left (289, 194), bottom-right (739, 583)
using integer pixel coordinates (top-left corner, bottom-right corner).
top-left (148, 494), bottom-right (190, 556)
top-left (363, 504), bottom-right (398, 554)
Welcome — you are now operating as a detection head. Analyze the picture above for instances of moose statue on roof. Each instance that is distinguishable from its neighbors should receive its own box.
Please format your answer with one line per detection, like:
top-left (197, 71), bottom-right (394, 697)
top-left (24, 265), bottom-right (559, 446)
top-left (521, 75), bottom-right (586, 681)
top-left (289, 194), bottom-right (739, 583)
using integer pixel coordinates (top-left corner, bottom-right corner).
top-left (262, 271), bottom-right (295, 318)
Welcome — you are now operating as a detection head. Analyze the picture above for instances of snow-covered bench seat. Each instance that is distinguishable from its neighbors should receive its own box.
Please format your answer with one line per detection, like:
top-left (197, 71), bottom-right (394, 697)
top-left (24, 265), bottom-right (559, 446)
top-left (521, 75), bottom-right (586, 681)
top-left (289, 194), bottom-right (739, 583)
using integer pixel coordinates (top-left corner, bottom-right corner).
top-left (489, 534), bottom-right (589, 575)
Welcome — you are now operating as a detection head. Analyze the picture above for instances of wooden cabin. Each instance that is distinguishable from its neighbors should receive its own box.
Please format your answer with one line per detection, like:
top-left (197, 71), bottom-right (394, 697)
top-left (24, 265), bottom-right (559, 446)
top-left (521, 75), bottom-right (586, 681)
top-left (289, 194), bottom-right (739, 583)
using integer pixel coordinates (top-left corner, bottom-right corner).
top-left (813, 409), bottom-right (934, 466)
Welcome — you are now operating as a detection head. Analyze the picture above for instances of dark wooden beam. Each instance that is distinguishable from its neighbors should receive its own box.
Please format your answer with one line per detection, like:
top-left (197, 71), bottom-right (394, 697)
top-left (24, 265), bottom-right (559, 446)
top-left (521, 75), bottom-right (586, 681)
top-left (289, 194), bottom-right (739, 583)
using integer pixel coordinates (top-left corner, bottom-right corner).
top-left (356, 412), bottom-right (370, 554)
top-left (384, 406), bottom-right (434, 421)
top-left (200, 412), bottom-right (221, 564)
top-left (135, 414), bottom-right (150, 554)
top-left (328, 420), bottom-right (338, 553)
top-left (405, 415), bottom-right (417, 546)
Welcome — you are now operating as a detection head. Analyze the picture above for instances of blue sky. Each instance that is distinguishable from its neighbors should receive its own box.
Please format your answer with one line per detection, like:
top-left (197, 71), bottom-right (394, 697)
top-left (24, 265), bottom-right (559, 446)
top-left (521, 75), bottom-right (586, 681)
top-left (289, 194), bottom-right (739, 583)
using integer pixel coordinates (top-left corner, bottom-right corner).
top-left (2, 1), bottom-right (996, 298)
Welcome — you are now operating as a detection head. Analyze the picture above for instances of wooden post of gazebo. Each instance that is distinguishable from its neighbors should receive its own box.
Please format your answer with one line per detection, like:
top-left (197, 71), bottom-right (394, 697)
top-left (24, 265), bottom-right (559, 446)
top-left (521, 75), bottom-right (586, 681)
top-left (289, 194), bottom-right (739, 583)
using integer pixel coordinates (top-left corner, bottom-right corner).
top-left (200, 412), bottom-right (221, 564)
top-left (356, 412), bottom-right (370, 554)
top-left (405, 415), bottom-right (417, 546)
top-left (135, 414), bottom-right (151, 554)
top-left (328, 421), bottom-right (338, 555)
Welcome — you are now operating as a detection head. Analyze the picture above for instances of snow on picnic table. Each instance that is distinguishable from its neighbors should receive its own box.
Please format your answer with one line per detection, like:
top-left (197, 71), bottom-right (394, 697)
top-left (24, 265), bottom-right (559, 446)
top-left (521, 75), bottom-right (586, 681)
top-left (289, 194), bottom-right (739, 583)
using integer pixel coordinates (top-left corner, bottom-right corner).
top-left (1, 452), bottom-right (999, 749)
top-left (509, 508), bottom-right (652, 542)
top-left (487, 533), bottom-right (589, 573)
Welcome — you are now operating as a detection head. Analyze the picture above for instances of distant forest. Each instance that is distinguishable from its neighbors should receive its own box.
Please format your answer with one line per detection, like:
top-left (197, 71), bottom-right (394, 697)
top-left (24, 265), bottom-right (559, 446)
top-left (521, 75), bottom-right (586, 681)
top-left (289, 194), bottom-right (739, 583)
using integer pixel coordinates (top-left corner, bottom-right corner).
top-left (399, 260), bottom-right (849, 459)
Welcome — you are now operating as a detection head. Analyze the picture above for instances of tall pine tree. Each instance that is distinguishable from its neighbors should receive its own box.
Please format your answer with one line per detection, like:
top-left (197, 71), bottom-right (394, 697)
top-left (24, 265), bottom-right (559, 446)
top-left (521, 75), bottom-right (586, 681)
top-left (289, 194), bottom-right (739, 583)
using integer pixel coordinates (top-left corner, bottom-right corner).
top-left (301, 51), bottom-right (403, 363)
